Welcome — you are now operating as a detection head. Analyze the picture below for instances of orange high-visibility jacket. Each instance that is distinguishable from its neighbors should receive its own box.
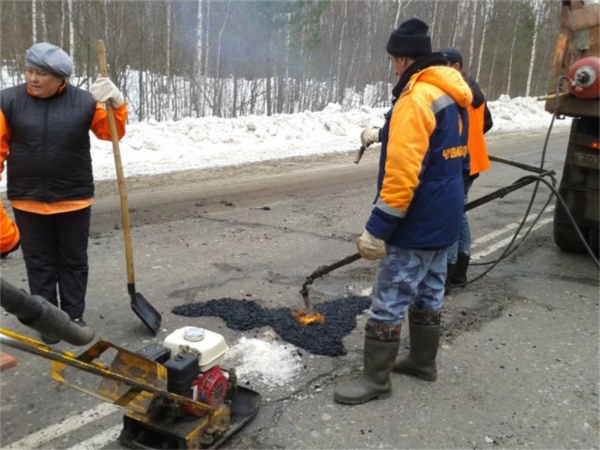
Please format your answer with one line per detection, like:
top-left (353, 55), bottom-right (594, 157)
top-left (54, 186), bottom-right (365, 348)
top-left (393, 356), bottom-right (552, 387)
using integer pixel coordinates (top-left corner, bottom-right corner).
top-left (467, 101), bottom-right (491, 175)
top-left (464, 74), bottom-right (493, 176)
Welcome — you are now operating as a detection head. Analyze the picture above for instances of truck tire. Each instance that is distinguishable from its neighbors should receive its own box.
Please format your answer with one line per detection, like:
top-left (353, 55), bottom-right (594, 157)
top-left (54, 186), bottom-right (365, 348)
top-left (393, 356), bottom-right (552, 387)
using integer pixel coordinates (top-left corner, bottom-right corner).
top-left (587, 229), bottom-right (600, 257)
top-left (553, 117), bottom-right (599, 256)
top-left (553, 206), bottom-right (587, 254)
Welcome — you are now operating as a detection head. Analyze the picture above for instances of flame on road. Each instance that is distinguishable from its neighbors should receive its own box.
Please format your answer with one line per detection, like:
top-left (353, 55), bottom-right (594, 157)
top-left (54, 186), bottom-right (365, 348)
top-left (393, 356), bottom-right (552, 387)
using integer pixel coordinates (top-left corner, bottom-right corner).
top-left (292, 309), bottom-right (326, 325)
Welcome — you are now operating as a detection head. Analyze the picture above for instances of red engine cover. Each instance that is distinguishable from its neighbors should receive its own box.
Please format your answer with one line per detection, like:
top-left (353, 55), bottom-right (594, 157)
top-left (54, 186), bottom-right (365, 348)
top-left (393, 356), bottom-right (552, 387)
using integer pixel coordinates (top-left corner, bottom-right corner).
top-left (184, 366), bottom-right (228, 416)
top-left (567, 56), bottom-right (600, 99)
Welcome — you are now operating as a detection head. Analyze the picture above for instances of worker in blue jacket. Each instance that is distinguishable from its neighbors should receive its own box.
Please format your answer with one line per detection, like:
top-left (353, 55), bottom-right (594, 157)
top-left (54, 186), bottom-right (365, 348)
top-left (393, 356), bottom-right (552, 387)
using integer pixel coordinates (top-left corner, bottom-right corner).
top-left (334, 18), bottom-right (472, 405)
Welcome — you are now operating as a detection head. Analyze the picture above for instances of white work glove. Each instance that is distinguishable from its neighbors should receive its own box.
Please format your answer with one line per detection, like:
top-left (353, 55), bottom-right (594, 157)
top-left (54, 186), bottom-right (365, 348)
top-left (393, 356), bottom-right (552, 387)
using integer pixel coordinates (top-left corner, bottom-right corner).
top-left (91, 77), bottom-right (124, 108)
top-left (356, 229), bottom-right (386, 261)
top-left (360, 127), bottom-right (381, 149)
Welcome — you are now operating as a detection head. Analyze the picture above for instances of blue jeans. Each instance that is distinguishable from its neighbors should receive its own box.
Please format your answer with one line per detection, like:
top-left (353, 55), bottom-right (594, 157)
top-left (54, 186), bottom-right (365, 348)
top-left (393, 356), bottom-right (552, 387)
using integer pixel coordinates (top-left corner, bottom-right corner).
top-left (369, 245), bottom-right (448, 326)
top-left (448, 176), bottom-right (475, 264)
top-left (448, 208), bottom-right (471, 264)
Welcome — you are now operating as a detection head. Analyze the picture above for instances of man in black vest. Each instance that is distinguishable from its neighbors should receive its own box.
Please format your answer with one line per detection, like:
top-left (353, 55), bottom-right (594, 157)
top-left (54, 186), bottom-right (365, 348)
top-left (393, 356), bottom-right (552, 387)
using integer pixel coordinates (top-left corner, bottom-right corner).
top-left (0, 43), bottom-right (127, 344)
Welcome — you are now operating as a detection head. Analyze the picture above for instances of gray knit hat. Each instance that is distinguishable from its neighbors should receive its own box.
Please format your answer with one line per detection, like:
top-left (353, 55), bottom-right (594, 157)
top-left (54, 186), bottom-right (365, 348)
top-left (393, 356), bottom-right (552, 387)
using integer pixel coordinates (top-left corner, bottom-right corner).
top-left (25, 42), bottom-right (73, 78)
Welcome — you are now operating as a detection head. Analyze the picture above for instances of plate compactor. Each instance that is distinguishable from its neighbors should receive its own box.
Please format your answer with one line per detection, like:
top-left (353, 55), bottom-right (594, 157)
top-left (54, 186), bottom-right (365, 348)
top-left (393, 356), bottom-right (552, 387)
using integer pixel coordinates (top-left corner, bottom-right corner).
top-left (118, 327), bottom-right (261, 449)
top-left (0, 278), bottom-right (260, 450)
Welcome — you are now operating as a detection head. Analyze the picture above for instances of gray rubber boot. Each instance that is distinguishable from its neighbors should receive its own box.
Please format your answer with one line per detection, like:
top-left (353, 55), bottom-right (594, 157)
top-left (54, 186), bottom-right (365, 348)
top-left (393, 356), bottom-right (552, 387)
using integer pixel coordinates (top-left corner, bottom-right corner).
top-left (393, 309), bottom-right (441, 382)
top-left (334, 321), bottom-right (401, 405)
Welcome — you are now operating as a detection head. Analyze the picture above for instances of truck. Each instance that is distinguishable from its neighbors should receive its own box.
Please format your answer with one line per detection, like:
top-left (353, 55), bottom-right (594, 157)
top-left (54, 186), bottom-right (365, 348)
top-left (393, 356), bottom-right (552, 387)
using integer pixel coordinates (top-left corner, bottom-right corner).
top-left (545, 0), bottom-right (600, 256)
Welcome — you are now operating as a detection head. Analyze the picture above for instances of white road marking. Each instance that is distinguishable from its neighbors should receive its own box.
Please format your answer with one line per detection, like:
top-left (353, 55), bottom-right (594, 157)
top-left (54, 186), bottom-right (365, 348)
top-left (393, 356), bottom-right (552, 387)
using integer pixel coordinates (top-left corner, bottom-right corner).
top-left (472, 206), bottom-right (554, 246)
top-left (472, 217), bottom-right (554, 260)
top-left (64, 424), bottom-right (121, 450)
top-left (473, 222), bottom-right (520, 245)
top-left (3, 403), bottom-right (119, 449)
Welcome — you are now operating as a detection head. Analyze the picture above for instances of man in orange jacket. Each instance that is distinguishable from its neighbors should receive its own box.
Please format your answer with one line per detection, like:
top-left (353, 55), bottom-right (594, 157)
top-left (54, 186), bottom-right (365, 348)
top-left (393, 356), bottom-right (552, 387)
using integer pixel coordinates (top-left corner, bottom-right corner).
top-left (440, 47), bottom-right (494, 287)
top-left (1, 42), bottom-right (127, 344)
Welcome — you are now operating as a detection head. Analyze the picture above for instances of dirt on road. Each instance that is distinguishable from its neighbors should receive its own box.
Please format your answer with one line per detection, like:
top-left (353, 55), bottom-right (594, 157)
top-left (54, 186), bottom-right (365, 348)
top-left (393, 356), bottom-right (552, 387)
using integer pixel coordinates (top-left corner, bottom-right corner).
top-left (1, 130), bottom-right (598, 449)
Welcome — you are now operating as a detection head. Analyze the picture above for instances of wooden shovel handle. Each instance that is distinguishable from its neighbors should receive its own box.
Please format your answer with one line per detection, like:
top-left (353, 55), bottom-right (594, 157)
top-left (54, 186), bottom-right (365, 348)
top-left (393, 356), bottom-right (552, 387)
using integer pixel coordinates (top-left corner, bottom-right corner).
top-left (97, 40), bottom-right (135, 286)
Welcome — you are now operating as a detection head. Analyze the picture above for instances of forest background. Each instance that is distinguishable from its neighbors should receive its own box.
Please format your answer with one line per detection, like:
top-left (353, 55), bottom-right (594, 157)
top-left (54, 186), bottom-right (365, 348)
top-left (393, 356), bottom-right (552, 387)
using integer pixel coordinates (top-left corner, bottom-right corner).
top-left (1, 0), bottom-right (564, 123)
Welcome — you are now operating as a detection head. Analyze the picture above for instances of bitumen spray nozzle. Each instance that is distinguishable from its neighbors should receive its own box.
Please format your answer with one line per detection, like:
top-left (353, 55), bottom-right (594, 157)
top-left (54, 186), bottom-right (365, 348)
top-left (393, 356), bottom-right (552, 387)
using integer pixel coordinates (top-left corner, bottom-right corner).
top-left (293, 281), bottom-right (325, 325)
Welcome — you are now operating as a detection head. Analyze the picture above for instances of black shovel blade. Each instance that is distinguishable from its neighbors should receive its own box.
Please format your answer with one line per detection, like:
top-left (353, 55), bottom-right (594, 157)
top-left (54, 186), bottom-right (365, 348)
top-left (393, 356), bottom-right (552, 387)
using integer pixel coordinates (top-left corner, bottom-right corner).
top-left (130, 292), bottom-right (161, 335)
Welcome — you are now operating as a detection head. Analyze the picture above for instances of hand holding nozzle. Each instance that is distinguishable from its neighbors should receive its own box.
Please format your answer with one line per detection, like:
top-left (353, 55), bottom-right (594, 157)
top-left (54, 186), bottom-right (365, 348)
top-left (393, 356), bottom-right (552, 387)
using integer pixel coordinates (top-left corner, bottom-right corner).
top-left (355, 127), bottom-right (381, 164)
top-left (354, 146), bottom-right (366, 164)
top-left (356, 229), bottom-right (386, 260)
top-left (300, 287), bottom-right (315, 313)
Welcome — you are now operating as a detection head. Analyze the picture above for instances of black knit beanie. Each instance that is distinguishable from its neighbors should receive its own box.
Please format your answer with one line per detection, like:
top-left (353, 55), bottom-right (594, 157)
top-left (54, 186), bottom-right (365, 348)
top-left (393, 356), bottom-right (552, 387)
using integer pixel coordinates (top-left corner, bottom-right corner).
top-left (386, 18), bottom-right (432, 58)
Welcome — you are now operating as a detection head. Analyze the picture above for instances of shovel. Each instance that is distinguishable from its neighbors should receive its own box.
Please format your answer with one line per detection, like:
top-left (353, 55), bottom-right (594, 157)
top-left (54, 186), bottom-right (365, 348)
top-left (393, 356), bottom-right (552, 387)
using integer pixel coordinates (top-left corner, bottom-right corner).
top-left (97, 41), bottom-right (161, 335)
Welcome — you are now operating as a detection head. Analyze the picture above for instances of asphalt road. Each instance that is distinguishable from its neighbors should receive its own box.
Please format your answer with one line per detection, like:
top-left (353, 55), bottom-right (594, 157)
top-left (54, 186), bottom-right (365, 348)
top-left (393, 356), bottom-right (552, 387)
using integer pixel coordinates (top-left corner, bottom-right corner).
top-left (0, 128), bottom-right (598, 449)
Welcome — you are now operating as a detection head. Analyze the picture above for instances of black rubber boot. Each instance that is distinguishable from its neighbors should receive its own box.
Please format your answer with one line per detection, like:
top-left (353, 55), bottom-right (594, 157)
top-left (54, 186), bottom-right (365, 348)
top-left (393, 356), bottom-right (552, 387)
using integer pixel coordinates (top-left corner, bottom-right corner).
top-left (450, 253), bottom-right (470, 285)
top-left (393, 309), bottom-right (441, 382)
top-left (334, 321), bottom-right (401, 405)
top-left (446, 263), bottom-right (456, 287)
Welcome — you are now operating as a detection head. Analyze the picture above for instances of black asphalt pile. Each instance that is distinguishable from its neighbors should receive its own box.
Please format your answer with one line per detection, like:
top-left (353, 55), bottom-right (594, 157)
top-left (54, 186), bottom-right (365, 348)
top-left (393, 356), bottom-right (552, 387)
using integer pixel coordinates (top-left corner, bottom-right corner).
top-left (172, 295), bottom-right (371, 357)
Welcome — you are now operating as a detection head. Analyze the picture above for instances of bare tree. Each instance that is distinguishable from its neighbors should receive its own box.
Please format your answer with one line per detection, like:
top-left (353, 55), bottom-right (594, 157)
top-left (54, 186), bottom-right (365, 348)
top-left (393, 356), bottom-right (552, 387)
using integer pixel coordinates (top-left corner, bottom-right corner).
top-left (468, 2), bottom-right (477, 70)
top-left (39, 1), bottom-right (48, 42)
top-left (213, 0), bottom-right (231, 117)
top-left (1, 0), bottom-right (566, 121)
top-left (525, 0), bottom-right (542, 96)
top-left (67, 0), bottom-right (74, 63)
top-left (506, 3), bottom-right (521, 97)
top-left (31, 0), bottom-right (36, 44)
top-left (194, 0), bottom-right (204, 116)
top-left (476, 0), bottom-right (493, 83)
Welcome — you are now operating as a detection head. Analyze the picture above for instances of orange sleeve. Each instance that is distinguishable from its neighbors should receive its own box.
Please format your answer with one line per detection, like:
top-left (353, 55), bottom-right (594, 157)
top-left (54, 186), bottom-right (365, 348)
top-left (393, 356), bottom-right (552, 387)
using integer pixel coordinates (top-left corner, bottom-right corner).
top-left (382, 92), bottom-right (436, 214)
top-left (0, 200), bottom-right (20, 256)
top-left (0, 110), bottom-right (11, 179)
top-left (467, 104), bottom-right (491, 175)
top-left (90, 102), bottom-right (128, 141)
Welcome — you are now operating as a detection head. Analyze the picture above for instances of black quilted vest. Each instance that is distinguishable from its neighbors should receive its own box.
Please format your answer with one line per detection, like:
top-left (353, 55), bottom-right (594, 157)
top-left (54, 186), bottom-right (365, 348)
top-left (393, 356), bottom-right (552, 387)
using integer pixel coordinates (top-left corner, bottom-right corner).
top-left (2, 84), bottom-right (96, 202)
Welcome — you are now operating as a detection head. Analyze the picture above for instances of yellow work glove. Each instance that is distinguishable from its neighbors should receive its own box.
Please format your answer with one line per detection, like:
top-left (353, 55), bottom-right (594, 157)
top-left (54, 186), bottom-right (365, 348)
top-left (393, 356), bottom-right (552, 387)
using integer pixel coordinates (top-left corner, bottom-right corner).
top-left (356, 229), bottom-right (386, 260)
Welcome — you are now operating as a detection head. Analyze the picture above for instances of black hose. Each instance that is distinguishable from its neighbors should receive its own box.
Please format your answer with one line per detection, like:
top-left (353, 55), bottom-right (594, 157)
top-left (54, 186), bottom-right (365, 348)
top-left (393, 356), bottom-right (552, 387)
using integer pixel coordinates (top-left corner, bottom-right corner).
top-left (462, 76), bottom-right (597, 285)
top-left (0, 278), bottom-right (96, 346)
